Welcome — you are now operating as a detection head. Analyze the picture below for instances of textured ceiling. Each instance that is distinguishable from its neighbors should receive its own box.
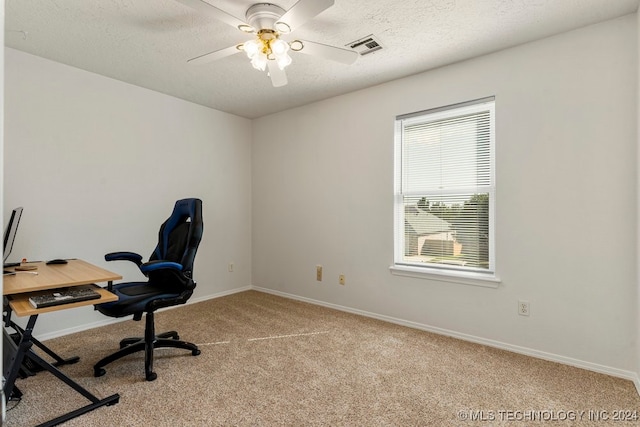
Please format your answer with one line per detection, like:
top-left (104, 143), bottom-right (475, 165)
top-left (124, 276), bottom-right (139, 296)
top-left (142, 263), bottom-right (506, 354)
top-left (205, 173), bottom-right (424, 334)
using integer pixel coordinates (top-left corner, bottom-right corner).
top-left (5, 0), bottom-right (639, 119)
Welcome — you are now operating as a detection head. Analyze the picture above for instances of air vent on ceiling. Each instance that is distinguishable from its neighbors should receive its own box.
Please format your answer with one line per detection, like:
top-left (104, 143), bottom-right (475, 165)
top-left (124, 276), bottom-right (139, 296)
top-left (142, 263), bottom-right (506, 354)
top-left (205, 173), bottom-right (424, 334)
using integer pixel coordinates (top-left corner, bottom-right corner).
top-left (347, 34), bottom-right (383, 56)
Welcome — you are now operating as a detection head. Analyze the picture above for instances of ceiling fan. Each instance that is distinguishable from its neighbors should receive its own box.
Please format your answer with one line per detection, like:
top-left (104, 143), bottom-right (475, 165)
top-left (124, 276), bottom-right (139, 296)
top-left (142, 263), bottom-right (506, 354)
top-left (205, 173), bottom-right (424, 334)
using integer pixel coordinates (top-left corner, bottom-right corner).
top-left (175, 0), bottom-right (358, 87)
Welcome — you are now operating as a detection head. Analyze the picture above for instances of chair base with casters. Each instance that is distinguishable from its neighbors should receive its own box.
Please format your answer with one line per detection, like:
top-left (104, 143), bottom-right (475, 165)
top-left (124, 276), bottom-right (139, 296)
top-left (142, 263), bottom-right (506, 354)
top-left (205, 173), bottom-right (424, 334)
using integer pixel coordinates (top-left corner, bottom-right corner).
top-left (93, 311), bottom-right (200, 382)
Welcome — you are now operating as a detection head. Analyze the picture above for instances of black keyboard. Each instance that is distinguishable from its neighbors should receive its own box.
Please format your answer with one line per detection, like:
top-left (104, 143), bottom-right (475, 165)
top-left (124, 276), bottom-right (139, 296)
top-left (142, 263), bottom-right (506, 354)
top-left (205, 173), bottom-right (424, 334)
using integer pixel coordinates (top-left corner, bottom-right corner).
top-left (29, 286), bottom-right (101, 309)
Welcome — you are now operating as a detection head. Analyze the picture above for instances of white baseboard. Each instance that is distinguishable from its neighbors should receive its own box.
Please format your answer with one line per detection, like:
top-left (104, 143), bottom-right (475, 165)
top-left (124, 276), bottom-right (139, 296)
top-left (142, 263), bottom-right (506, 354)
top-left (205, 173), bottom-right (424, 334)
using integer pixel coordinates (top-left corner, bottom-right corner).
top-left (252, 286), bottom-right (640, 390)
top-left (188, 285), bottom-right (252, 305)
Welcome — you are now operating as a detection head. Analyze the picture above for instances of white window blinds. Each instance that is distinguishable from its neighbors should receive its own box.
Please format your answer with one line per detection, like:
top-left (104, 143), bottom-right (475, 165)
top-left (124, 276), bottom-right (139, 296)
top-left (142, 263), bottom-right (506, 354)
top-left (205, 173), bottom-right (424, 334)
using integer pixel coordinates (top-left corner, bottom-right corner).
top-left (394, 97), bottom-right (495, 274)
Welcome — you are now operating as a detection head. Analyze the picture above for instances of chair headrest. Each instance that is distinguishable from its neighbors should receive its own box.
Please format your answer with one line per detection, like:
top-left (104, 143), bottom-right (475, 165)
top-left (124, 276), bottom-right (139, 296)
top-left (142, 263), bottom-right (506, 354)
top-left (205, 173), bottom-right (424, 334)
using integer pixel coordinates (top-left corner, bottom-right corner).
top-left (155, 198), bottom-right (203, 265)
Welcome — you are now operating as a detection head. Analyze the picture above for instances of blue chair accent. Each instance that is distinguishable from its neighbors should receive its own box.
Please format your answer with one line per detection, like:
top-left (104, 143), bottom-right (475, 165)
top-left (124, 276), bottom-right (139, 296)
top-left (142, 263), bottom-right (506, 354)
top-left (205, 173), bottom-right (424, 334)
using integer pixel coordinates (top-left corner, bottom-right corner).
top-left (94, 198), bottom-right (203, 381)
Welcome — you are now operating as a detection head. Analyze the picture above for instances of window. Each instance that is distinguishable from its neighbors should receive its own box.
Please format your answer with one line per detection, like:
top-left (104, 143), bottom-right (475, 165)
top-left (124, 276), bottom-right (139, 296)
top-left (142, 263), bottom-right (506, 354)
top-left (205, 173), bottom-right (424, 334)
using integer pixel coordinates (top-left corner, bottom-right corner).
top-left (393, 97), bottom-right (496, 282)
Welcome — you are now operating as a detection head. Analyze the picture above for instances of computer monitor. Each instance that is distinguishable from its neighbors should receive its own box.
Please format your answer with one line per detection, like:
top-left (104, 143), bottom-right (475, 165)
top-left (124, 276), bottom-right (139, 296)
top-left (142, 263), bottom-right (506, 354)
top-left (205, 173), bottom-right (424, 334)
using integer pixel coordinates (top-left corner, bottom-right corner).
top-left (3, 207), bottom-right (23, 265)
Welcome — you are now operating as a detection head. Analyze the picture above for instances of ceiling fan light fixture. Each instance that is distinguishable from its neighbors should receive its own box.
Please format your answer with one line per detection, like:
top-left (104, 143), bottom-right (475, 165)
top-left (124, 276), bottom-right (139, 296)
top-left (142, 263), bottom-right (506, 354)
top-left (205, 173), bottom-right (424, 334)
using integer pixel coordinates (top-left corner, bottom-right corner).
top-left (244, 32), bottom-right (293, 73)
top-left (180, 0), bottom-right (354, 87)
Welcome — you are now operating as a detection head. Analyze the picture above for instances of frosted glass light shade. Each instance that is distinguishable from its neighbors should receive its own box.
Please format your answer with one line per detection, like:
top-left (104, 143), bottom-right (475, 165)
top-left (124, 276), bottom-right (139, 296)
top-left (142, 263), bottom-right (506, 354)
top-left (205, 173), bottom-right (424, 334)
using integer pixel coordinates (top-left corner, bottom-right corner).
top-left (251, 52), bottom-right (268, 71)
top-left (271, 39), bottom-right (289, 56)
top-left (244, 39), bottom-right (260, 58)
top-left (276, 53), bottom-right (292, 70)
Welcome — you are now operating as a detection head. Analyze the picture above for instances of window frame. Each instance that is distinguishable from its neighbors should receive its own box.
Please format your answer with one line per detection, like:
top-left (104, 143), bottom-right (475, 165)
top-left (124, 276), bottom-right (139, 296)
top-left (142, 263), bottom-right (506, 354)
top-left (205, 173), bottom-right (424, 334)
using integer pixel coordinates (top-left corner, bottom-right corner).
top-left (391, 97), bottom-right (499, 287)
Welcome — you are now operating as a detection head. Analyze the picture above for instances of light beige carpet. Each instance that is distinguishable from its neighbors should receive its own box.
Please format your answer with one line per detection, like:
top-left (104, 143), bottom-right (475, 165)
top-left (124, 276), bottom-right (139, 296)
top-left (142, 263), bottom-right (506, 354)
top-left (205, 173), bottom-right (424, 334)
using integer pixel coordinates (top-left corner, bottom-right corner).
top-left (5, 290), bottom-right (640, 426)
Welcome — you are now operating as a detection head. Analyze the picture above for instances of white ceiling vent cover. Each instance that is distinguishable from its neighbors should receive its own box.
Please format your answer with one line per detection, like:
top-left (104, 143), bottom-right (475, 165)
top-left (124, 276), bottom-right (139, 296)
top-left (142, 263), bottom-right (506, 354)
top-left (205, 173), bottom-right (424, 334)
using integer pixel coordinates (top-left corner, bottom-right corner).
top-left (347, 34), bottom-right (383, 56)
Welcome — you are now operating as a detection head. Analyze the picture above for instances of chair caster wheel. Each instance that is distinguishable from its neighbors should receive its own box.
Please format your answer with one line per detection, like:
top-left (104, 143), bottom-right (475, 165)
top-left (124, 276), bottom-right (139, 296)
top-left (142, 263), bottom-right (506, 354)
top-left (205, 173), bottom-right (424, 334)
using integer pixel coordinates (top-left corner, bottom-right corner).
top-left (193, 349), bottom-right (201, 356)
top-left (94, 368), bottom-right (106, 377)
top-left (146, 372), bottom-right (157, 381)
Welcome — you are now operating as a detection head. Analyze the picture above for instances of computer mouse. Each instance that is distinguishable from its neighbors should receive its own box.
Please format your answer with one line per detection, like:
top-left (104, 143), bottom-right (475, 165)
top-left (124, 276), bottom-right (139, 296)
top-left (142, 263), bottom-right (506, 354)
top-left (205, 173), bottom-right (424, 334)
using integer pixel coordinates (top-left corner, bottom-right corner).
top-left (46, 259), bottom-right (68, 265)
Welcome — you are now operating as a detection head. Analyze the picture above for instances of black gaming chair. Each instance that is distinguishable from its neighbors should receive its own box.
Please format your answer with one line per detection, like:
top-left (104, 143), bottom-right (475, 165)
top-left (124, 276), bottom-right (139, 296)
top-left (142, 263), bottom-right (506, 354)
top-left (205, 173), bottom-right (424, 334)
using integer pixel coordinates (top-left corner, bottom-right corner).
top-left (94, 198), bottom-right (203, 381)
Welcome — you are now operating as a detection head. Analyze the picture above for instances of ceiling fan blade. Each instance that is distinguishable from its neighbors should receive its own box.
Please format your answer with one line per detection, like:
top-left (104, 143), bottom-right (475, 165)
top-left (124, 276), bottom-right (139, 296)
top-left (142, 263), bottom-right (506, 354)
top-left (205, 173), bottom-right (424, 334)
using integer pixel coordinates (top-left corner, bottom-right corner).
top-left (187, 45), bottom-right (241, 65)
top-left (175, 0), bottom-right (249, 30)
top-left (296, 40), bottom-right (358, 65)
top-left (277, 0), bottom-right (334, 32)
top-left (267, 61), bottom-right (288, 87)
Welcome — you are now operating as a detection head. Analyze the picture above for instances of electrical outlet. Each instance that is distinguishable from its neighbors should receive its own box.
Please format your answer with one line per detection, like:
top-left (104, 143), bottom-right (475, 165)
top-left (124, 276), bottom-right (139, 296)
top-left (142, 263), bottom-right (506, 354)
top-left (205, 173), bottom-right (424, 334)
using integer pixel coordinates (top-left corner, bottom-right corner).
top-left (316, 265), bottom-right (322, 281)
top-left (518, 300), bottom-right (530, 316)
top-left (339, 274), bottom-right (345, 285)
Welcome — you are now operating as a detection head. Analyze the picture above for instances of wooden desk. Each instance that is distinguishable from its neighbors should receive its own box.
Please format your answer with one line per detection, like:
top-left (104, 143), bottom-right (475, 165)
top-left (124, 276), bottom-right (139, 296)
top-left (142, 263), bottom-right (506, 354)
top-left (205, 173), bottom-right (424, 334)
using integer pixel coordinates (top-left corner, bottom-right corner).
top-left (3, 259), bottom-right (122, 427)
top-left (4, 259), bottom-right (121, 295)
top-left (4, 259), bottom-right (120, 316)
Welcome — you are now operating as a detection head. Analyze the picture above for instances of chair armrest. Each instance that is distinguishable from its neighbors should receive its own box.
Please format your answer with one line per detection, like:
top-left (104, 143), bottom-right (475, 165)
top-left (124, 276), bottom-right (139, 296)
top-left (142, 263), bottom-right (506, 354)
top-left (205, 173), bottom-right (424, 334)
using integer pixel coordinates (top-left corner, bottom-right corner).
top-left (139, 260), bottom-right (183, 274)
top-left (105, 252), bottom-right (144, 267)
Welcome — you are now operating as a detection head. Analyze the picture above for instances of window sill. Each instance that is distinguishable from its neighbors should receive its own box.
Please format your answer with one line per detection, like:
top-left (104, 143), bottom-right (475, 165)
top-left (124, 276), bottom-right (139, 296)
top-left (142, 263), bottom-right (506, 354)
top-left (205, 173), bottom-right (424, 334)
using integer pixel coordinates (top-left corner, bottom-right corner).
top-left (389, 265), bottom-right (500, 288)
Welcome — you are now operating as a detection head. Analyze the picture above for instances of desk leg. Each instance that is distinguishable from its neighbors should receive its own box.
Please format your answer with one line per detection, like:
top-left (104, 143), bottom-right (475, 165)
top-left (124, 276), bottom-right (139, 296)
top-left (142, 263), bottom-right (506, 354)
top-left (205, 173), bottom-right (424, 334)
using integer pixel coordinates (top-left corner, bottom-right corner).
top-left (3, 314), bottom-right (38, 402)
top-left (8, 320), bottom-right (80, 367)
top-left (25, 350), bottom-right (120, 427)
top-left (5, 295), bottom-right (81, 366)
top-left (3, 315), bottom-right (120, 426)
